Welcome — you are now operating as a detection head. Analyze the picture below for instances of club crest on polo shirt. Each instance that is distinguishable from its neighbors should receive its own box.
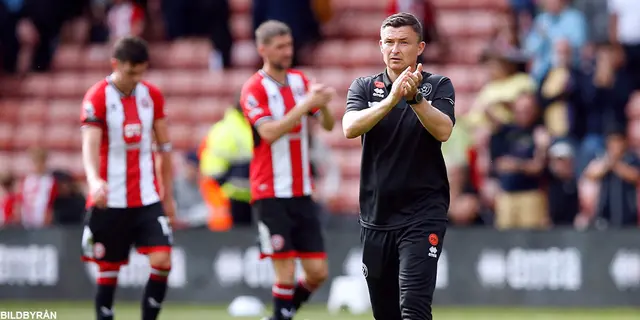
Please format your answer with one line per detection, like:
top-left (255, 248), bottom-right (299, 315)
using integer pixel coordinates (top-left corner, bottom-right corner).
top-left (419, 83), bottom-right (432, 97)
top-left (373, 87), bottom-right (385, 98)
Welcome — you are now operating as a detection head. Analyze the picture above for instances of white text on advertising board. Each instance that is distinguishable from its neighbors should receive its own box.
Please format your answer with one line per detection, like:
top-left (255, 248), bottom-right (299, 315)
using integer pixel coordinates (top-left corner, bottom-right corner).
top-left (477, 247), bottom-right (582, 291)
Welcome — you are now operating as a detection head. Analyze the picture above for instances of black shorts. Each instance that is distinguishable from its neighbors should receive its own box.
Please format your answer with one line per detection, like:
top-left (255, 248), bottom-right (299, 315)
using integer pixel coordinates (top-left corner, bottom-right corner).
top-left (253, 196), bottom-right (325, 260)
top-left (361, 217), bottom-right (447, 320)
top-left (81, 202), bottom-right (173, 268)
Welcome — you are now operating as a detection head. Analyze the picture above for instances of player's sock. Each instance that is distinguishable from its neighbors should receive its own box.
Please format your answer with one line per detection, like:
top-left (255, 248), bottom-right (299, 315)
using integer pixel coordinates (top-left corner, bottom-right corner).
top-left (95, 267), bottom-right (119, 320)
top-left (272, 283), bottom-right (295, 320)
top-left (142, 265), bottom-right (171, 320)
top-left (292, 279), bottom-right (319, 310)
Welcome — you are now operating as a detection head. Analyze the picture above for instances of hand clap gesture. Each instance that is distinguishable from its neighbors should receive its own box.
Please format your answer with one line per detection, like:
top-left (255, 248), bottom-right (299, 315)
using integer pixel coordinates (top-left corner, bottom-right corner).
top-left (388, 64), bottom-right (424, 105)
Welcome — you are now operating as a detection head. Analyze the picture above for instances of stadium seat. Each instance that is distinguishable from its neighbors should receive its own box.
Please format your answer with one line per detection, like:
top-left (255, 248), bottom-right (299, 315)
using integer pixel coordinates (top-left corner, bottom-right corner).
top-left (231, 14), bottom-right (252, 41)
top-left (311, 40), bottom-right (346, 67)
top-left (52, 45), bottom-right (83, 71)
top-left (189, 98), bottom-right (229, 124)
top-left (332, 178), bottom-right (360, 213)
top-left (431, 0), bottom-right (509, 10)
top-left (13, 123), bottom-right (44, 150)
top-left (345, 40), bottom-right (381, 68)
top-left (0, 152), bottom-right (10, 169)
top-left (50, 72), bottom-right (84, 98)
top-left (48, 100), bottom-right (78, 124)
top-left (169, 124), bottom-right (198, 150)
top-left (19, 99), bottom-right (47, 124)
top-left (335, 0), bottom-right (387, 13)
top-left (314, 124), bottom-right (361, 149)
top-left (145, 70), bottom-right (168, 91)
top-left (162, 70), bottom-right (201, 96)
top-left (165, 40), bottom-right (211, 69)
top-left (327, 96), bottom-right (347, 120)
top-left (164, 98), bottom-right (192, 122)
top-left (317, 68), bottom-right (354, 93)
top-left (0, 123), bottom-right (13, 150)
top-left (444, 39), bottom-right (486, 65)
top-left (0, 99), bottom-right (20, 122)
top-left (439, 10), bottom-right (498, 38)
top-left (0, 76), bottom-right (22, 98)
top-left (81, 44), bottom-right (111, 71)
top-left (20, 74), bottom-right (51, 98)
top-left (334, 149), bottom-right (362, 178)
top-left (228, 69), bottom-right (256, 94)
top-left (194, 70), bottom-right (228, 96)
top-left (232, 40), bottom-right (260, 68)
top-left (11, 152), bottom-right (32, 176)
top-left (341, 13), bottom-right (387, 39)
top-left (43, 125), bottom-right (79, 150)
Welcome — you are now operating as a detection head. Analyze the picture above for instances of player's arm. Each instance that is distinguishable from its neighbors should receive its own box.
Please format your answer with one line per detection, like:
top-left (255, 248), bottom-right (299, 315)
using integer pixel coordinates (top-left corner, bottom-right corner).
top-left (150, 88), bottom-right (176, 221)
top-left (409, 77), bottom-right (455, 142)
top-left (313, 107), bottom-right (335, 131)
top-left (342, 78), bottom-right (396, 139)
top-left (241, 85), bottom-right (314, 145)
top-left (80, 96), bottom-right (106, 185)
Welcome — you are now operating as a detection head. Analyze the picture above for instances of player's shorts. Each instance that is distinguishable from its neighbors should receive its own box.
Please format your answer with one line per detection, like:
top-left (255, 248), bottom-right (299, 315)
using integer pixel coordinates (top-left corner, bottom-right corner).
top-left (253, 196), bottom-right (326, 260)
top-left (361, 215), bottom-right (447, 320)
top-left (81, 202), bottom-right (172, 268)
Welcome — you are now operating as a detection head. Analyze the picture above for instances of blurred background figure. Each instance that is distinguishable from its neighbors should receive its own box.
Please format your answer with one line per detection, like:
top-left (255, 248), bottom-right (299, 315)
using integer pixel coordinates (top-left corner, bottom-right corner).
top-left (174, 151), bottom-right (208, 229)
top-left (51, 170), bottom-right (85, 225)
top-left (546, 140), bottom-right (579, 226)
top-left (19, 147), bottom-right (57, 229)
top-left (0, 172), bottom-right (21, 228)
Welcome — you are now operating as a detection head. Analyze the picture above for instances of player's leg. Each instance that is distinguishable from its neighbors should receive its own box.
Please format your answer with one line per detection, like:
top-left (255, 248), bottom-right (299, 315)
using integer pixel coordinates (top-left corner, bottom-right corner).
top-left (290, 197), bottom-right (328, 311)
top-left (134, 203), bottom-right (173, 320)
top-left (361, 227), bottom-right (401, 320)
top-left (397, 218), bottom-right (447, 320)
top-left (255, 199), bottom-right (297, 320)
top-left (81, 207), bottom-right (132, 320)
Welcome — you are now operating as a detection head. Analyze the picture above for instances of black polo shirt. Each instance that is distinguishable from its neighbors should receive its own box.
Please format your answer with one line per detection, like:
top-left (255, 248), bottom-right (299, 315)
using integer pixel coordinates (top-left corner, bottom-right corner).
top-left (345, 70), bottom-right (456, 230)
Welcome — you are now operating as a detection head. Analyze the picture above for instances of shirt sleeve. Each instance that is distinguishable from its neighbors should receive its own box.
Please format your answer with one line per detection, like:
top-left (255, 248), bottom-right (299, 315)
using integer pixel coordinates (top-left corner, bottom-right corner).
top-left (147, 83), bottom-right (166, 120)
top-left (80, 86), bottom-right (107, 128)
top-left (240, 82), bottom-right (272, 127)
top-left (345, 78), bottom-right (369, 113)
top-left (431, 77), bottom-right (456, 125)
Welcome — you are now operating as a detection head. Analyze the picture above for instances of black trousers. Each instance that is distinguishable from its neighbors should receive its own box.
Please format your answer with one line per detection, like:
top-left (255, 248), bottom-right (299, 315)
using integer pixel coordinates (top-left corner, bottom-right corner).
top-left (361, 218), bottom-right (447, 320)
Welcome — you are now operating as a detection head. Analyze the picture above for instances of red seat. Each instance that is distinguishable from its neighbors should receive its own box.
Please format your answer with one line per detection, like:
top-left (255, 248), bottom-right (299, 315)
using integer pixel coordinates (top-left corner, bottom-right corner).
top-left (317, 68), bottom-right (353, 94)
top-left (169, 124), bottom-right (197, 151)
top-left (327, 96), bottom-right (347, 120)
top-left (432, 0), bottom-right (508, 10)
top-left (149, 43), bottom-right (171, 69)
top-left (144, 70), bottom-right (167, 91)
top-left (52, 45), bottom-right (83, 71)
top-left (314, 124), bottom-right (360, 149)
top-left (162, 71), bottom-right (200, 97)
top-left (81, 44), bottom-right (111, 71)
top-left (190, 98), bottom-right (229, 125)
top-left (13, 123), bottom-right (44, 150)
top-left (194, 70), bottom-right (228, 96)
top-left (232, 40), bottom-right (260, 69)
top-left (0, 122), bottom-right (13, 150)
top-left (231, 14), bottom-right (252, 41)
top-left (20, 74), bottom-right (51, 98)
top-left (50, 72), bottom-right (84, 98)
top-left (345, 40), bottom-right (381, 67)
top-left (48, 100), bottom-right (78, 124)
top-left (43, 125), bottom-right (78, 150)
top-left (19, 100), bottom-right (48, 124)
top-left (0, 76), bottom-right (22, 98)
top-left (341, 13), bottom-right (386, 39)
top-left (164, 98), bottom-right (192, 122)
top-left (11, 152), bottom-right (33, 177)
top-left (166, 40), bottom-right (211, 69)
top-left (0, 99), bottom-right (20, 122)
top-left (0, 152), bottom-right (10, 168)
top-left (335, 149), bottom-right (362, 178)
top-left (311, 41), bottom-right (346, 67)
top-left (446, 39), bottom-right (486, 65)
top-left (334, 0), bottom-right (387, 12)
top-left (228, 69), bottom-right (255, 95)
top-left (332, 178), bottom-right (360, 213)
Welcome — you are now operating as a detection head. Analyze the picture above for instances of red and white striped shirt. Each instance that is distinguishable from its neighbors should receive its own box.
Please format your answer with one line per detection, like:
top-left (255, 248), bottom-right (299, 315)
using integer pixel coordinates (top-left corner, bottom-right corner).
top-left (240, 69), bottom-right (320, 201)
top-left (20, 174), bottom-right (55, 228)
top-left (81, 77), bottom-right (165, 208)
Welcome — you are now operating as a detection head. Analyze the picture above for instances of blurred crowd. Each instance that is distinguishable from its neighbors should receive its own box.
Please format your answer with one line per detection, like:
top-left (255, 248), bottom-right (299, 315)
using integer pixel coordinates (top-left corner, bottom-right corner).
top-left (1, 0), bottom-right (639, 231)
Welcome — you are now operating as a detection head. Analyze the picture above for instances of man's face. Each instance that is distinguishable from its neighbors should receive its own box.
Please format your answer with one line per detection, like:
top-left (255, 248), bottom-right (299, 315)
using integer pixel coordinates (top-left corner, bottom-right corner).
top-left (513, 94), bottom-right (538, 127)
top-left (112, 60), bottom-right (148, 87)
top-left (259, 34), bottom-right (294, 71)
top-left (380, 26), bottom-right (425, 72)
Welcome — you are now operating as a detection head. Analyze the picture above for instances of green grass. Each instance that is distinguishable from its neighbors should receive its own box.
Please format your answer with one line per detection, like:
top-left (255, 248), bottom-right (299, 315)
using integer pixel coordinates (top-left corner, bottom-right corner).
top-left (1, 302), bottom-right (639, 320)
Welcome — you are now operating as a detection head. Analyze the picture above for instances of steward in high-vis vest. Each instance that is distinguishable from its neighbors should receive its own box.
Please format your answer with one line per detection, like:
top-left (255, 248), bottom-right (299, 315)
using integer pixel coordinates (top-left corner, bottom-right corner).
top-left (198, 102), bottom-right (253, 230)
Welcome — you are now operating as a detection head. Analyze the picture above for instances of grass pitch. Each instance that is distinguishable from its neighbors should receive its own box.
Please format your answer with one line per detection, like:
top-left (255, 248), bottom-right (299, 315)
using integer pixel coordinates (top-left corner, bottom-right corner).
top-left (1, 302), bottom-right (638, 319)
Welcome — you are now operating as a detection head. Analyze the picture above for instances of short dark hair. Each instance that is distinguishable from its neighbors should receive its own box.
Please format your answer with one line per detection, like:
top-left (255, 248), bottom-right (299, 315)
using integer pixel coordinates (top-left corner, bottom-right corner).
top-left (255, 20), bottom-right (291, 45)
top-left (381, 12), bottom-right (423, 42)
top-left (112, 36), bottom-right (149, 64)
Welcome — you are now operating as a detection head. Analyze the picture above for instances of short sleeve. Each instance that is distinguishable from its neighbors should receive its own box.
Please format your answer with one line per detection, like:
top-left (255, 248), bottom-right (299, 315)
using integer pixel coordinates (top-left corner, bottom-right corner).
top-left (146, 83), bottom-right (166, 120)
top-left (240, 82), bottom-right (272, 127)
top-left (81, 84), bottom-right (107, 128)
top-left (345, 78), bottom-right (369, 113)
top-left (431, 77), bottom-right (456, 125)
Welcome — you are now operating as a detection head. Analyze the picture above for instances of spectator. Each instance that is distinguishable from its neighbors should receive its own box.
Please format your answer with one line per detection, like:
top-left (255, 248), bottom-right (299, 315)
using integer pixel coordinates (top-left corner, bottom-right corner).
top-left (386, 0), bottom-right (448, 63)
top-left (573, 0), bottom-right (609, 44)
top-left (524, 0), bottom-right (587, 82)
top-left (174, 152), bottom-right (208, 228)
top-left (583, 125), bottom-right (640, 228)
top-left (486, 13), bottom-right (528, 69)
top-left (537, 38), bottom-right (582, 138)
top-left (162, 0), bottom-right (233, 69)
top-left (465, 52), bottom-right (536, 136)
top-left (51, 170), bottom-right (85, 225)
top-left (608, 0), bottom-right (640, 126)
top-left (490, 94), bottom-right (550, 229)
top-left (448, 165), bottom-right (484, 226)
top-left (107, 0), bottom-right (145, 41)
top-left (546, 140), bottom-right (579, 226)
top-left (0, 173), bottom-right (20, 228)
top-left (253, 0), bottom-right (321, 67)
top-left (20, 148), bottom-right (57, 229)
top-left (0, 0), bottom-right (22, 74)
